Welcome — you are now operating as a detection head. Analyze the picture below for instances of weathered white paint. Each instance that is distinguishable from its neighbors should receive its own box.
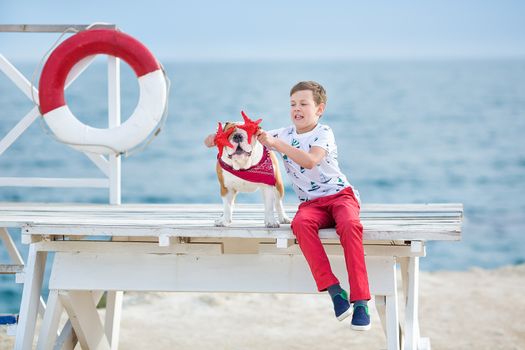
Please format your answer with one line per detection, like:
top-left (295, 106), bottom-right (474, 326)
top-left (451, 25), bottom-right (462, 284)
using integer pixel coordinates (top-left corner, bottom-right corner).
top-left (104, 291), bottom-right (122, 350)
top-left (0, 228), bottom-right (24, 264)
top-left (49, 252), bottom-right (397, 295)
top-left (0, 54), bottom-right (39, 102)
top-left (4, 202), bottom-right (462, 350)
top-left (59, 291), bottom-right (111, 350)
top-left (0, 107), bottom-right (40, 156)
top-left (14, 245), bottom-right (47, 350)
top-left (0, 203), bottom-right (462, 242)
top-left (84, 153), bottom-right (110, 177)
top-left (107, 55), bottom-right (121, 204)
top-left (106, 54), bottom-right (123, 350)
top-left (401, 256), bottom-right (421, 350)
top-left (0, 24), bottom-right (116, 32)
top-left (0, 177), bottom-right (110, 188)
top-left (0, 49), bottom-right (121, 190)
top-left (2, 27), bottom-right (123, 349)
top-left (36, 290), bottom-right (61, 350)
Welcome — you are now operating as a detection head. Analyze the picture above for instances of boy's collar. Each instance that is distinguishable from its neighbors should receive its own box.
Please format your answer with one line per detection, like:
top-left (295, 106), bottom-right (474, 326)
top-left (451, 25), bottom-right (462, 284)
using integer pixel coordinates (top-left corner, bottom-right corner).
top-left (294, 123), bottom-right (320, 135)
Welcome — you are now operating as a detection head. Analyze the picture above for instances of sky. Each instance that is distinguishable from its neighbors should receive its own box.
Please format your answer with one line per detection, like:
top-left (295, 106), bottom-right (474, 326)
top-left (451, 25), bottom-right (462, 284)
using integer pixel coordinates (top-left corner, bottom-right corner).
top-left (1, 0), bottom-right (525, 61)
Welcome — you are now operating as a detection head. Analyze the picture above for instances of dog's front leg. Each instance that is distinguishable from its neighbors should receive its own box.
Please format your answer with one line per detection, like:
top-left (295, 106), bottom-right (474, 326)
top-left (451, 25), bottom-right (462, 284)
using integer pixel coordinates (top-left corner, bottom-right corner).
top-left (274, 190), bottom-right (291, 224)
top-left (215, 189), bottom-right (237, 226)
top-left (262, 186), bottom-right (280, 228)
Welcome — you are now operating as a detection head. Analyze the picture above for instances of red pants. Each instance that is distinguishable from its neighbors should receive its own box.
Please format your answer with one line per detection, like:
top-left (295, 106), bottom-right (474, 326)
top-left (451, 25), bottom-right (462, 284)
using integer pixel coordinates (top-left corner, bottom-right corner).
top-left (291, 187), bottom-right (371, 301)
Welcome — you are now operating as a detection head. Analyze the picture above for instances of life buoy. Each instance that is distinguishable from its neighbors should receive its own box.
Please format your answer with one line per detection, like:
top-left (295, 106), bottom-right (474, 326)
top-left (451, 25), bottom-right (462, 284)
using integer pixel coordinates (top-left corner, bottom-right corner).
top-left (38, 29), bottom-right (167, 155)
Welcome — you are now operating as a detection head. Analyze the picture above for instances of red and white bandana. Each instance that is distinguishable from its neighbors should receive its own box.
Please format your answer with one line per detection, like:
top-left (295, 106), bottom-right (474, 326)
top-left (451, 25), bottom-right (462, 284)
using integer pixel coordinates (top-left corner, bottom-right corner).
top-left (218, 146), bottom-right (276, 186)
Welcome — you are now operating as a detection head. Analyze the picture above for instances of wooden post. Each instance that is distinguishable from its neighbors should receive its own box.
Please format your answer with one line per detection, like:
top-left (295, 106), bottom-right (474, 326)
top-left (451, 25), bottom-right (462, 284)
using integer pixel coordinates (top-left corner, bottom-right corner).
top-left (14, 245), bottom-right (47, 350)
top-left (0, 228), bottom-right (24, 265)
top-left (403, 256), bottom-right (422, 350)
top-left (108, 55), bottom-right (121, 205)
top-left (105, 54), bottom-right (123, 349)
top-left (51, 291), bottom-right (105, 350)
top-left (59, 291), bottom-right (111, 350)
top-left (35, 290), bottom-right (62, 350)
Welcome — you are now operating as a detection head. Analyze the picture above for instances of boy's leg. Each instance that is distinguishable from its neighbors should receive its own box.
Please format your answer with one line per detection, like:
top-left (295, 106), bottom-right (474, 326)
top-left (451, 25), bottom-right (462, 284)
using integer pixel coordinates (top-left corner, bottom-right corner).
top-left (291, 203), bottom-right (338, 292)
top-left (331, 190), bottom-right (371, 302)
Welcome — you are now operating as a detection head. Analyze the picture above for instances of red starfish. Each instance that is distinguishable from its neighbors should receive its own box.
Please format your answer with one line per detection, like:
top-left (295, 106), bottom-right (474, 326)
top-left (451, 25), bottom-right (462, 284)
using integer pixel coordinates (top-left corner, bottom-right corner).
top-left (238, 110), bottom-right (262, 139)
top-left (214, 122), bottom-right (235, 158)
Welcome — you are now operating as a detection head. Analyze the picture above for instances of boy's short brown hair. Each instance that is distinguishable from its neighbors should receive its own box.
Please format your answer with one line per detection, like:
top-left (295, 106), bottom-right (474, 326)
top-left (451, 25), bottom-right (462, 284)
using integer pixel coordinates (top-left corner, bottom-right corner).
top-left (290, 81), bottom-right (327, 106)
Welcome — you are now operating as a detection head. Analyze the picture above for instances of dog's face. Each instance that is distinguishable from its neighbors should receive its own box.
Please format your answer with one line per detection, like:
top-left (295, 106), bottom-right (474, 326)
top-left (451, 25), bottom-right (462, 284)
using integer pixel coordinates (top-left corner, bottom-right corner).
top-left (220, 122), bottom-right (260, 170)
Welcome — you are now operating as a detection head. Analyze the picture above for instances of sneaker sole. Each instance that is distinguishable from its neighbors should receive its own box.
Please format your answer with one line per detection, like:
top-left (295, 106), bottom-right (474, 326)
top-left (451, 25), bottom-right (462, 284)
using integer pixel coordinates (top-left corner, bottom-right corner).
top-left (336, 307), bottom-right (352, 322)
top-left (351, 324), bottom-right (371, 331)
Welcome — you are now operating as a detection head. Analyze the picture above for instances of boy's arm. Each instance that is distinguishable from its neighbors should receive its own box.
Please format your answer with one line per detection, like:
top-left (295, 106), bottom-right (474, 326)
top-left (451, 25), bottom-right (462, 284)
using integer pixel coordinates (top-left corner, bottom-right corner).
top-left (257, 130), bottom-right (326, 169)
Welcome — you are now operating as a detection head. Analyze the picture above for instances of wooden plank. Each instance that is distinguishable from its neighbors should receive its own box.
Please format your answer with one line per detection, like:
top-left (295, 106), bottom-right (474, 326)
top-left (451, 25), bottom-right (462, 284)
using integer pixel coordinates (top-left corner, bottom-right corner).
top-left (21, 224), bottom-right (461, 241)
top-left (4, 218), bottom-right (462, 231)
top-left (0, 24), bottom-right (116, 32)
top-left (401, 257), bottom-right (421, 350)
top-left (14, 246), bottom-right (47, 350)
top-left (49, 252), bottom-right (397, 296)
top-left (52, 291), bottom-right (104, 350)
top-left (33, 241), bottom-right (223, 255)
top-left (58, 291), bottom-right (111, 350)
top-left (35, 290), bottom-right (62, 350)
top-left (259, 243), bottom-right (426, 257)
top-left (0, 54), bottom-right (39, 102)
top-left (0, 177), bottom-right (109, 188)
top-left (10, 215), bottom-right (459, 225)
top-left (6, 216), bottom-right (460, 226)
top-left (0, 202), bottom-right (464, 213)
top-left (107, 55), bottom-right (121, 206)
top-left (0, 207), bottom-right (463, 225)
top-left (104, 291), bottom-right (122, 350)
top-left (0, 264), bottom-right (24, 274)
top-left (0, 202), bottom-right (463, 241)
top-left (1, 217), bottom-right (464, 230)
top-left (32, 239), bottom-right (425, 257)
top-left (0, 227), bottom-right (24, 264)
top-left (386, 293), bottom-right (400, 350)
top-left (0, 206), bottom-right (462, 218)
top-left (84, 153), bottom-right (109, 177)
top-left (0, 107), bottom-right (40, 156)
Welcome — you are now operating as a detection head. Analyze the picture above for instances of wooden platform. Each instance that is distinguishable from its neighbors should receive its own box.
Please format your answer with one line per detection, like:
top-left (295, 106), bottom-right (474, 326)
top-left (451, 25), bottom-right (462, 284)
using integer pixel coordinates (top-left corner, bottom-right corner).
top-left (0, 202), bottom-right (462, 241)
top-left (0, 202), bottom-right (463, 350)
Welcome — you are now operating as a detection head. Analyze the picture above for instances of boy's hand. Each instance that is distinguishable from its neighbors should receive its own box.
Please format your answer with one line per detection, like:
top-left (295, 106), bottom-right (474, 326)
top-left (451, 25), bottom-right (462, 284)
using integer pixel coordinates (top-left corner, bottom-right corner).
top-left (204, 133), bottom-right (216, 147)
top-left (256, 130), bottom-right (277, 149)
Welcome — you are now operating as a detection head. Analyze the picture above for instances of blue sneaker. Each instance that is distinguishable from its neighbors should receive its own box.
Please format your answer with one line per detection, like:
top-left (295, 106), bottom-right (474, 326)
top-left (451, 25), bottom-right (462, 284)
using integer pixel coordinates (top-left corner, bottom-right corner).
top-left (351, 304), bottom-right (371, 331)
top-left (332, 290), bottom-right (352, 321)
top-left (0, 314), bottom-right (18, 325)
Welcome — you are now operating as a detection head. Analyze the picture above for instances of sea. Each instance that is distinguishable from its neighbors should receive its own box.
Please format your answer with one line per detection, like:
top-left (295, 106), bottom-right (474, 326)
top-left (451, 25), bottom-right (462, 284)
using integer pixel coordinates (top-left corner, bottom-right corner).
top-left (1, 58), bottom-right (524, 312)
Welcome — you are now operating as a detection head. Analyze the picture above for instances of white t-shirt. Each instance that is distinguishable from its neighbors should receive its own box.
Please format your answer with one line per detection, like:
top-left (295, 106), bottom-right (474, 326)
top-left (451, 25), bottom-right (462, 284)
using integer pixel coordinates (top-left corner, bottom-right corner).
top-left (268, 123), bottom-right (360, 203)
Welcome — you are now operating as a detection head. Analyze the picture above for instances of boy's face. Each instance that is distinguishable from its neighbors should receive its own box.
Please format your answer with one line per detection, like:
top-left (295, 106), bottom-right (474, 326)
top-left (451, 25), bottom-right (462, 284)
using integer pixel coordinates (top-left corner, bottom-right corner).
top-left (290, 90), bottom-right (325, 134)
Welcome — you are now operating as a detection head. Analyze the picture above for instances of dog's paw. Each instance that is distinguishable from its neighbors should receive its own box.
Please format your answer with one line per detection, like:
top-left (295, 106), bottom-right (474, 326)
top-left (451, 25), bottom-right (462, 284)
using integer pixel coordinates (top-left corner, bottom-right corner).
top-left (265, 220), bottom-right (280, 228)
top-left (279, 215), bottom-right (291, 224)
top-left (214, 217), bottom-right (231, 227)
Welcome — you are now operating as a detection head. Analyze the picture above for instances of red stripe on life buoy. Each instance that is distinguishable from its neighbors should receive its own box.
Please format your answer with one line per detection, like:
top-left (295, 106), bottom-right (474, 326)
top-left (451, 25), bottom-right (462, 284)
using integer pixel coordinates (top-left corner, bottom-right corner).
top-left (39, 29), bottom-right (161, 115)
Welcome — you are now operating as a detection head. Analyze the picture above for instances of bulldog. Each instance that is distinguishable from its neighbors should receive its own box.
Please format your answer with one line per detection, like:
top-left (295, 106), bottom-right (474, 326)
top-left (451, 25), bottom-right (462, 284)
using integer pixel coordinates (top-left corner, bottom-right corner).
top-left (213, 111), bottom-right (290, 227)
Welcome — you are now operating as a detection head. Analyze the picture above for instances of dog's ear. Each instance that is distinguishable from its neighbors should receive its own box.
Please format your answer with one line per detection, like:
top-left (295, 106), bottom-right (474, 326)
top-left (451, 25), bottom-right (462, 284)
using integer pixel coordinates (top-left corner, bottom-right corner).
top-left (223, 122), bottom-right (236, 131)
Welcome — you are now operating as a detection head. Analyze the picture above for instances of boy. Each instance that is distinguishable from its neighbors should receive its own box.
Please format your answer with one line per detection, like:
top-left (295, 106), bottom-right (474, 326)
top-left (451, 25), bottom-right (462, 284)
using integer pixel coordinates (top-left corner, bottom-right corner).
top-left (257, 81), bottom-right (371, 330)
top-left (204, 81), bottom-right (370, 330)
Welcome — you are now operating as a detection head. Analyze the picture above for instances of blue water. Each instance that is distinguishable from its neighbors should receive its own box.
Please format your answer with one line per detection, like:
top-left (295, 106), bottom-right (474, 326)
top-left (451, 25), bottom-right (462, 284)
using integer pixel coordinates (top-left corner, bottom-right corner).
top-left (1, 59), bottom-right (525, 312)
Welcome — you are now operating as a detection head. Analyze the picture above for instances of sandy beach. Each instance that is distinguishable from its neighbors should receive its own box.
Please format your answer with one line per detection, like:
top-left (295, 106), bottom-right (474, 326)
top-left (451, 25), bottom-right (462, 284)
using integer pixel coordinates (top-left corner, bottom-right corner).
top-left (2, 264), bottom-right (524, 349)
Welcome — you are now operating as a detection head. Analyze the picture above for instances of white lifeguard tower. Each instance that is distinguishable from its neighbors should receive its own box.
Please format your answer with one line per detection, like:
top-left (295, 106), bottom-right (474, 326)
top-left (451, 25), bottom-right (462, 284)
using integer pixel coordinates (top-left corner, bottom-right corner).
top-left (1, 24), bottom-right (463, 350)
